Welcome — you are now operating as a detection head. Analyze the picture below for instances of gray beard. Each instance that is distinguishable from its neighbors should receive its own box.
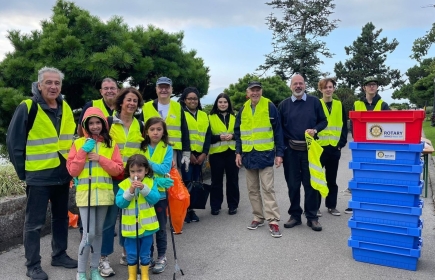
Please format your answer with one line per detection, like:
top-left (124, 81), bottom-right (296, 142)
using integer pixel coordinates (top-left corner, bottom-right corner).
top-left (293, 91), bottom-right (303, 97)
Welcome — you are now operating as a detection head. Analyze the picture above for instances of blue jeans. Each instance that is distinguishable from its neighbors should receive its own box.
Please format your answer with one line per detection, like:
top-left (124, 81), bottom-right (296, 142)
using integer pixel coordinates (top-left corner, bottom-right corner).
top-left (124, 235), bottom-right (153, 266)
top-left (151, 199), bottom-right (168, 259)
top-left (24, 183), bottom-right (70, 269)
top-left (101, 180), bottom-right (124, 256)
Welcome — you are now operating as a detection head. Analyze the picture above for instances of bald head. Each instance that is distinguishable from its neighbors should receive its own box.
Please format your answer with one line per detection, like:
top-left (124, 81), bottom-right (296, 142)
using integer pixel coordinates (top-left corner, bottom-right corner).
top-left (290, 75), bottom-right (306, 99)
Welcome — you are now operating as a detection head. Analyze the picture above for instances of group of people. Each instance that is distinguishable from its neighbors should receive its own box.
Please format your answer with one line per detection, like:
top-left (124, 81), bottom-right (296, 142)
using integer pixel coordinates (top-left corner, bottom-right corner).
top-left (6, 65), bottom-right (388, 280)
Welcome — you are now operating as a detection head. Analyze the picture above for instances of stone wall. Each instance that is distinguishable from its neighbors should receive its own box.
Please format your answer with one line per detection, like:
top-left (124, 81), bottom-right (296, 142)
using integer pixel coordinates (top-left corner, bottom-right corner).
top-left (0, 195), bottom-right (51, 252)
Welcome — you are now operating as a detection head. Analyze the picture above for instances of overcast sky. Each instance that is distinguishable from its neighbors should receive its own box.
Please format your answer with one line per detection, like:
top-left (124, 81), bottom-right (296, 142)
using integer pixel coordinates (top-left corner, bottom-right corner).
top-left (0, 0), bottom-right (434, 105)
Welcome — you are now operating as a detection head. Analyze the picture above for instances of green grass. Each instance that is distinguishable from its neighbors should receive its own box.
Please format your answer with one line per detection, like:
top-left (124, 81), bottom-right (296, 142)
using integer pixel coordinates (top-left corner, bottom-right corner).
top-left (423, 120), bottom-right (435, 145)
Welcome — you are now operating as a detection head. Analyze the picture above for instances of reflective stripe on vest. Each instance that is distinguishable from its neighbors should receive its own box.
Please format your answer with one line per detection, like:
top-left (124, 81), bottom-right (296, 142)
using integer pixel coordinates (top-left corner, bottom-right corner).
top-left (354, 100), bottom-right (383, 111)
top-left (209, 114), bottom-right (236, 154)
top-left (74, 138), bottom-right (115, 206)
top-left (185, 110), bottom-right (209, 153)
top-left (306, 133), bottom-right (328, 198)
top-left (240, 97), bottom-right (274, 152)
top-left (142, 141), bottom-right (168, 192)
top-left (24, 99), bottom-right (75, 171)
top-left (92, 99), bottom-right (113, 117)
top-left (143, 100), bottom-right (182, 150)
top-left (109, 118), bottom-right (143, 166)
top-left (119, 177), bottom-right (159, 237)
top-left (317, 99), bottom-right (343, 147)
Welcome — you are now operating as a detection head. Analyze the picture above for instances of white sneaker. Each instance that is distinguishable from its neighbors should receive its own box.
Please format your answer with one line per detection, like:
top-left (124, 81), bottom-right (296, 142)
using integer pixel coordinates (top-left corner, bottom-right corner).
top-left (98, 256), bottom-right (115, 277)
top-left (119, 253), bottom-right (128, 266)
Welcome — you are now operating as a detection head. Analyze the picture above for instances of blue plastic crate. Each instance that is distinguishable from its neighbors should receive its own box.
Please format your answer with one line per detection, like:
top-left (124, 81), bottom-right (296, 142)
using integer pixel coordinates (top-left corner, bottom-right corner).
top-left (348, 180), bottom-right (423, 195)
top-left (348, 238), bottom-right (421, 271)
top-left (349, 200), bottom-right (423, 227)
top-left (348, 218), bottom-right (423, 248)
top-left (349, 183), bottom-right (422, 207)
top-left (349, 141), bottom-right (423, 165)
top-left (349, 161), bottom-right (423, 185)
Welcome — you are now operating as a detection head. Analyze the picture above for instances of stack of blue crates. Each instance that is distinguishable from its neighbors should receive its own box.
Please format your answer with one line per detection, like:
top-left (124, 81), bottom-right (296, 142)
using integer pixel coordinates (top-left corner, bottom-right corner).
top-left (347, 141), bottom-right (424, 271)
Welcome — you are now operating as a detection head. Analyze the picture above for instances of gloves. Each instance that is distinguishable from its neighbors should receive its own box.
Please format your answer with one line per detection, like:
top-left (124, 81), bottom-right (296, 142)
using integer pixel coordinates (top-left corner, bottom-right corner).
top-left (155, 177), bottom-right (174, 189)
top-left (73, 177), bottom-right (79, 187)
top-left (181, 151), bottom-right (190, 172)
top-left (82, 138), bottom-right (96, 153)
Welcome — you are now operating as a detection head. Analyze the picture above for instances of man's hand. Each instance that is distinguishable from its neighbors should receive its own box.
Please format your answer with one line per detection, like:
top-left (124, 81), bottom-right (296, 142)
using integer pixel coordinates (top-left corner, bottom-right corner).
top-left (305, 129), bottom-right (316, 137)
top-left (190, 153), bottom-right (198, 165)
top-left (235, 154), bottom-right (242, 168)
top-left (275, 156), bottom-right (283, 168)
top-left (196, 153), bottom-right (207, 165)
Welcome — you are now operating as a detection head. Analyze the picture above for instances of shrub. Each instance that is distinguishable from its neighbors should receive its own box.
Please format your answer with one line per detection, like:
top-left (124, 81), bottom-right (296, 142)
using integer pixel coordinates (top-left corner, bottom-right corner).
top-left (0, 164), bottom-right (26, 197)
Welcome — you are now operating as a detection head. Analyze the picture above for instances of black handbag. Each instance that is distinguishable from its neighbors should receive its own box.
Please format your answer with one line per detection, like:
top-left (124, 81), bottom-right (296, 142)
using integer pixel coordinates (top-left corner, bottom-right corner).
top-left (187, 171), bottom-right (211, 209)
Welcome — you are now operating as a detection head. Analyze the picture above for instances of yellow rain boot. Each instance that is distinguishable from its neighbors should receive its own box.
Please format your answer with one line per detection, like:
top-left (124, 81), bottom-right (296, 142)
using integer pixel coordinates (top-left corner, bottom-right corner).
top-left (127, 265), bottom-right (137, 280)
top-left (140, 265), bottom-right (149, 280)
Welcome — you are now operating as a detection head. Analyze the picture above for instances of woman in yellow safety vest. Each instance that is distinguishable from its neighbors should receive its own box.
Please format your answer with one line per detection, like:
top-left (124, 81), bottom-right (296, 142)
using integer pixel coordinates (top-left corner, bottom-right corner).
top-left (67, 107), bottom-right (124, 280)
top-left (99, 87), bottom-right (145, 276)
top-left (316, 78), bottom-right (348, 217)
top-left (179, 87), bottom-right (211, 223)
top-left (208, 93), bottom-right (240, 216)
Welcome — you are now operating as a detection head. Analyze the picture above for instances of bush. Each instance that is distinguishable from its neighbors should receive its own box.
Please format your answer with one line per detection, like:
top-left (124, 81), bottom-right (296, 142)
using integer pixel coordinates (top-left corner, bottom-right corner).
top-left (0, 164), bottom-right (26, 197)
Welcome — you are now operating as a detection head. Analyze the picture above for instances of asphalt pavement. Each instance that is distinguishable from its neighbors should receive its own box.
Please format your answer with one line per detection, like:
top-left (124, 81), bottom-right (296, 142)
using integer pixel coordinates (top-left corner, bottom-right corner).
top-left (1, 134), bottom-right (435, 280)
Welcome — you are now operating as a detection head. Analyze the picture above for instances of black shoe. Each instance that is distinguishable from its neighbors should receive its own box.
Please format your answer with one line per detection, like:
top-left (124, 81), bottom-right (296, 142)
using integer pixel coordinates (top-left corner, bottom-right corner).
top-left (211, 209), bottom-right (220, 215)
top-left (190, 210), bottom-right (200, 222)
top-left (51, 254), bottom-right (78, 268)
top-left (26, 266), bottom-right (48, 280)
top-left (307, 220), bottom-right (322, 231)
top-left (228, 208), bottom-right (237, 215)
top-left (283, 217), bottom-right (302, 228)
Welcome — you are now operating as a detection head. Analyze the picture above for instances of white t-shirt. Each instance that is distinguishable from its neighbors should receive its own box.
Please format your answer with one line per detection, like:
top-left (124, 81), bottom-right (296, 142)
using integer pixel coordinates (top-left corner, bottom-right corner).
top-left (157, 103), bottom-right (170, 120)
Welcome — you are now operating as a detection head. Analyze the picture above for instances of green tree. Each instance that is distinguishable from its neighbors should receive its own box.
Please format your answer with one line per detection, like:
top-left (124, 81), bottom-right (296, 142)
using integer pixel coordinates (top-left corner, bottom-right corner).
top-left (411, 23), bottom-right (435, 61)
top-left (0, 0), bottom-right (210, 144)
top-left (389, 103), bottom-right (410, 110)
top-left (334, 22), bottom-right (402, 96)
top-left (258, 0), bottom-right (339, 89)
top-left (224, 74), bottom-right (291, 110)
top-left (392, 58), bottom-right (435, 108)
top-left (0, 88), bottom-right (27, 144)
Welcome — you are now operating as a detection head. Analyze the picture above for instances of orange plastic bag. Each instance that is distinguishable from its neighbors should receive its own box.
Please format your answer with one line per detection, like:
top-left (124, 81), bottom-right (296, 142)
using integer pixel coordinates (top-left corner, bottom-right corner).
top-left (167, 168), bottom-right (190, 234)
top-left (68, 211), bottom-right (79, 228)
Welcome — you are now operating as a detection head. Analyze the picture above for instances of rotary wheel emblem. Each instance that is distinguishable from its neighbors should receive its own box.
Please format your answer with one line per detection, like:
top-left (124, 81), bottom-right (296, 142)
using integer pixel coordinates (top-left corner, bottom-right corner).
top-left (369, 124), bottom-right (382, 137)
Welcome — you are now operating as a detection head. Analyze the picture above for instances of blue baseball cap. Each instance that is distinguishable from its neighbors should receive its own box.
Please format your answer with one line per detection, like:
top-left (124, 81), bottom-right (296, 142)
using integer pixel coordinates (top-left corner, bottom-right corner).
top-left (156, 77), bottom-right (172, 86)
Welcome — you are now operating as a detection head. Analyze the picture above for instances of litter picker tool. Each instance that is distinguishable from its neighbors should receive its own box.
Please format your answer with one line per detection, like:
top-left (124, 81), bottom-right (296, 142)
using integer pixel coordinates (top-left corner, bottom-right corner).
top-left (80, 160), bottom-right (94, 254)
top-left (134, 176), bottom-right (140, 279)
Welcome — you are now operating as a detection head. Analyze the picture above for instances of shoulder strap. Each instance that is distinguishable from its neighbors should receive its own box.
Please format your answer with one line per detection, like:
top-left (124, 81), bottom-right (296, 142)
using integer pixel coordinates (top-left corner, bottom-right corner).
top-left (26, 98), bottom-right (38, 136)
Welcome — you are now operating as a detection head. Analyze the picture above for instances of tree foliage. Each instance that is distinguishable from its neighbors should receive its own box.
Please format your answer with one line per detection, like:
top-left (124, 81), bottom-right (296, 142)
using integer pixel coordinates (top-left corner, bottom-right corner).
top-left (411, 23), bottom-right (435, 61)
top-left (334, 22), bottom-right (402, 95)
top-left (224, 74), bottom-right (291, 110)
top-left (258, 0), bottom-right (339, 89)
top-left (392, 58), bottom-right (435, 108)
top-left (0, 88), bottom-right (27, 144)
top-left (0, 0), bottom-right (210, 145)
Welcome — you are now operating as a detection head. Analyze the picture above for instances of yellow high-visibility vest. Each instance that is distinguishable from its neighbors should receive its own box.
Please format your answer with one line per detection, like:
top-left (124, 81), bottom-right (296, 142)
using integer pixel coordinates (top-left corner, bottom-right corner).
top-left (119, 177), bottom-right (159, 238)
top-left (354, 100), bottom-right (383, 111)
top-left (240, 97), bottom-right (274, 152)
top-left (142, 141), bottom-right (168, 192)
top-left (143, 100), bottom-right (182, 150)
top-left (317, 99), bottom-right (343, 147)
top-left (306, 133), bottom-right (328, 198)
top-left (109, 118), bottom-right (143, 165)
top-left (92, 99), bottom-right (114, 117)
top-left (74, 138), bottom-right (115, 206)
top-left (185, 110), bottom-right (209, 153)
top-left (24, 99), bottom-right (75, 171)
top-left (208, 114), bottom-right (235, 154)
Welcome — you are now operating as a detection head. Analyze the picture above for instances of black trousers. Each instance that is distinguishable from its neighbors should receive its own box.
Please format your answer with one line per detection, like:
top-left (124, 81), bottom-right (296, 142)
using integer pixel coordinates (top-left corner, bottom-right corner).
top-left (317, 146), bottom-right (341, 209)
top-left (209, 149), bottom-right (240, 210)
top-left (24, 183), bottom-right (70, 269)
top-left (283, 147), bottom-right (318, 221)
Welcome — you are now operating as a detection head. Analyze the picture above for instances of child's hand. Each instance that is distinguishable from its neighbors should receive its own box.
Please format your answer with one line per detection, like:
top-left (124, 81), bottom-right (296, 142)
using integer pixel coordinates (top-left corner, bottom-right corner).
top-left (88, 152), bottom-right (100, 162)
top-left (132, 180), bottom-right (144, 190)
top-left (82, 139), bottom-right (96, 153)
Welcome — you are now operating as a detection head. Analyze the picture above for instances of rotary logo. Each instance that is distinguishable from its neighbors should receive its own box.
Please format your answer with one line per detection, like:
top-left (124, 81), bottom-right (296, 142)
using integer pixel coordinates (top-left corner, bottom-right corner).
top-left (369, 124), bottom-right (383, 137)
top-left (377, 151), bottom-right (385, 158)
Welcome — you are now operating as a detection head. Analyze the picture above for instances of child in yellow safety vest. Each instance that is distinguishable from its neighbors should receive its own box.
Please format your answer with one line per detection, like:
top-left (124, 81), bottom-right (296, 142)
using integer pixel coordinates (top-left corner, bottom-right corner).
top-left (66, 107), bottom-right (124, 280)
top-left (115, 154), bottom-right (171, 280)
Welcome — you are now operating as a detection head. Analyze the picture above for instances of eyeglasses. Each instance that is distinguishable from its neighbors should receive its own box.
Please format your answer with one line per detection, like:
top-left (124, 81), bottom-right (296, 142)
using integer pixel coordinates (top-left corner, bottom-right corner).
top-left (186, 98), bottom-right (198, 101)
top-left (365, 83), bottom-right (378, 87)
top-left (102, 87), bottom-right (117, 91)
